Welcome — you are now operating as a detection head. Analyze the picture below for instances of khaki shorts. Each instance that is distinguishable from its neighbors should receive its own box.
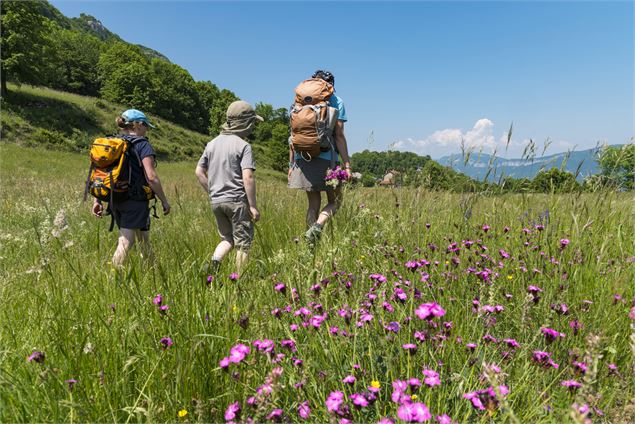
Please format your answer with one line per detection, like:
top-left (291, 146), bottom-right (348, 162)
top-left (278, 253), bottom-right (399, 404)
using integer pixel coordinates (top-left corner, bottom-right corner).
top-left (212, 201), bottom-right (254, 250)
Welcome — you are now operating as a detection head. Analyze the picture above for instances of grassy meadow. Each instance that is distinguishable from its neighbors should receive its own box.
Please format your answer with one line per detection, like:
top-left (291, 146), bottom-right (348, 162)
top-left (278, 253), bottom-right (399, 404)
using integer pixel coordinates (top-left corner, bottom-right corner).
top-left (0, 143), bottom-right (634, 423)
top-left (1, 84), bottom-right (210, 161)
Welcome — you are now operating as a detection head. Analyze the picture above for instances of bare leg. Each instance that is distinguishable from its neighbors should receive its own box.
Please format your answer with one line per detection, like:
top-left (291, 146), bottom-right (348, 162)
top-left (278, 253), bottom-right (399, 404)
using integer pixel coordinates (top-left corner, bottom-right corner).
top-left (317, 186), bottom-right (343, 226)
top-left (236, 249), bottom-right (249, 274)
top-left (137, 230), bottom-right (155, 265)
top-left (306, 191), bottom-right (322, 228)
top-left (112, 228), bottom-right (136, 268)
top-left (213, 239), bottom-right (234, 261)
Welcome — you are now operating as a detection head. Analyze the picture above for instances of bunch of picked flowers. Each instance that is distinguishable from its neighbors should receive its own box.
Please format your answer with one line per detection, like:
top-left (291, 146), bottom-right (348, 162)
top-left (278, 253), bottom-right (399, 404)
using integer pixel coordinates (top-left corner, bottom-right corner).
top-left (325, 166), bottom-right (349, 188)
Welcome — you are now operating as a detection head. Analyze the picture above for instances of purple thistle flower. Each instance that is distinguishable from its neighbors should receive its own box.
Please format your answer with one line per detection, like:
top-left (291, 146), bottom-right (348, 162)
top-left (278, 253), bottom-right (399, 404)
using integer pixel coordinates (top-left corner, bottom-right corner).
top-left (253, 339), bottom-right (275, 354)
top-left (298, 400), bottom-right (311, 419)
top-left (326, 391), bottom-right (345, 413)
top-left (159, 337), bottom-right (173, 349)
top-left (153, 294), bottom-right (163, 305)
top-left (224, 401), bottom-right (241, 421)
top-left (559, 238), bottom-right (570, 249)
top-left (159, 304), bottom-right (169, 313)
top-left (561, 380), bottom-right (582, 389)
top-left (408, 378), bottom-right (422, 388)
top-left (274, 283), bottom-right (286, 293)
top-left (435, 414), bottom-right (456, 424)
top-left (527, 285), bottom-right (543, 294)
top-left (378, 419), bottom-right (395, 424)
top-left (422, 369), bottom-right (440, 387)
top-left (342, 375), bottom-right (356, 384)
top-left (27, 351), bottom-right (45, 363)
top-left (280, 339), bottom-right (296, 352)
top-left (573, 361), bottom-right (587, 374)
top-left (541, 327), bottom-right (565, 343)
top-left (385, 321), bottom-right (401, 333)
top-left (219, 357), bottom-right (230, 368)
top-left (503, 338), bottom-right (520, 349)
top-left (266, 408), bottom-right (283, 422)
top-left (350, 393), bottom-right (369, 408)
top-left (397, 402), bottom-right (431, 422)
top-left (463, 391), bottom-right (485, 411)
top-left (463, 386), bottom-right (508, 412)
top-left (569, 320), bottom-right (583, 334)
top-left (402, 343), bottom-right (418, 353)
top-left (65, 379), bottom-right (78, 391)
top-left (532, 351), bottom-right (559, 369)
top-left (415, 302), bottom-right (446, 320)
top-left (229, 343), bottom-right (250, 363)
top-left (229, 273), bottom-right (239, 281)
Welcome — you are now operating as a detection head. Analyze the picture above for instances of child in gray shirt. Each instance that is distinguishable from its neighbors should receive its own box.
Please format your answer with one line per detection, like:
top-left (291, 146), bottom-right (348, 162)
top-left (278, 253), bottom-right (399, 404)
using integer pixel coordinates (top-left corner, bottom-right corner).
top-left (195, 101), bottom-right (263, 276)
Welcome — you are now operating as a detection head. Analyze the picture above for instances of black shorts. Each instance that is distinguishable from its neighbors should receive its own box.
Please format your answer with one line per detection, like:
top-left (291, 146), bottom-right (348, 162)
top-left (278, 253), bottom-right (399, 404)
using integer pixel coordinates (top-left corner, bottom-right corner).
top-left (111, 200), bottom-right (150, 231)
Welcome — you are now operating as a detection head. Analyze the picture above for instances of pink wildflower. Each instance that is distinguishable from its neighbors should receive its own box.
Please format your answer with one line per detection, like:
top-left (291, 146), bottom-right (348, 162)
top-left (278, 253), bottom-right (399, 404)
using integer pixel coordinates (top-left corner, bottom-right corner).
top-left (298, 401), bottom-right (311, 419)
top-left (397, 402), bottom-right (431, 422)
top-left (422, 369), bottom-right (440, 387)
top-left (224, 402), bottom-right (241, 421)
top-left (415, 302), bottom-right (446, 320)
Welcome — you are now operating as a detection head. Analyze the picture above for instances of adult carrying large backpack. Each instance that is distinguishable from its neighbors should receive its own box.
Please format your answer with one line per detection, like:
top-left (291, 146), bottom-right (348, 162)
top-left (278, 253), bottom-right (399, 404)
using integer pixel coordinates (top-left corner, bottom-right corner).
top-left (83, 135), bottom-right (155, 228)
top-left (289, 78), bottom-right (339, 160)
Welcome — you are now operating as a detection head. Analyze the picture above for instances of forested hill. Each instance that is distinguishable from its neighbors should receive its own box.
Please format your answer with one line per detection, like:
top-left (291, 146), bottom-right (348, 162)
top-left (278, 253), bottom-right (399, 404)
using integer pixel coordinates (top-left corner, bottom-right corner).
top-left (1, 0), bottom-right (289, 169)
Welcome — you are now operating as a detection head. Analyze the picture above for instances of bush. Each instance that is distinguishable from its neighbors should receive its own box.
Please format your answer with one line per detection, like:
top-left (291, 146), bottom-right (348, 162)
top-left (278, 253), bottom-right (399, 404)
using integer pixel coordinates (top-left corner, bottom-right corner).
top-left (30, 128), bottom-right (67, 148)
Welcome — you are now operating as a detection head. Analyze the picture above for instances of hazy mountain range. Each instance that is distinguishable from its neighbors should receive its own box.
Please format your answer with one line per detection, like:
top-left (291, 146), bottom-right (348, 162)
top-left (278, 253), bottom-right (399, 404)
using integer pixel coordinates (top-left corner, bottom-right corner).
top-left (438, 146), bottom-right (619, 182)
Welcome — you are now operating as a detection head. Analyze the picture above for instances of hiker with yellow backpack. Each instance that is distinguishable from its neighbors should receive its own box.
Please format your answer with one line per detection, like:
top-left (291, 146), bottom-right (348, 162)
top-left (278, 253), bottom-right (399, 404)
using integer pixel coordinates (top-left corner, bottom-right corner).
top-left (87, 109), bottom-right (170, 267)
top-left (288, 70), bottom-right (352, 246)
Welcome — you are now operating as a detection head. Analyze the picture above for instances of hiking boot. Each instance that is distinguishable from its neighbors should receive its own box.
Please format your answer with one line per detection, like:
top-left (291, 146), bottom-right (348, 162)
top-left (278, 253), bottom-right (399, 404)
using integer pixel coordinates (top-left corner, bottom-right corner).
top-left (305, 224), bottom-right (323, 248)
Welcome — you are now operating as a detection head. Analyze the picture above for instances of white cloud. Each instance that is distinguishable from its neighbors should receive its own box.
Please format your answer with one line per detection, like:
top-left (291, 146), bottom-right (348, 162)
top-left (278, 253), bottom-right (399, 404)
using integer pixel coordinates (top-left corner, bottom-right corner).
top-left (393, 120), bottom-right (582, 159)
top-left (395, 119), bottom-right (498, 157)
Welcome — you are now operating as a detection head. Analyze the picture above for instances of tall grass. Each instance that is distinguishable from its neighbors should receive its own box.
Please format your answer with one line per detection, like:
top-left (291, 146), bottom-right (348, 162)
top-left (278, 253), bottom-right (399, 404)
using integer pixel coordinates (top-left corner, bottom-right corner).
top-left (0, 143), bottom-right (633, 422)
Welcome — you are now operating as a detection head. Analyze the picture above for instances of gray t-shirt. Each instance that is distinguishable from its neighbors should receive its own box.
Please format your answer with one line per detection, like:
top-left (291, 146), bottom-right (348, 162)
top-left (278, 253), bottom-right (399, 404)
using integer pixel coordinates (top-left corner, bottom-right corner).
top-left (197, 134), bottom-right (255, 204)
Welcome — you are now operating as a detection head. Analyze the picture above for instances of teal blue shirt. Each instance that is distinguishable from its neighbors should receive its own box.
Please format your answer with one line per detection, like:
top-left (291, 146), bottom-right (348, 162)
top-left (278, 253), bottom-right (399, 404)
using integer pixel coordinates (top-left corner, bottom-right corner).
top-left (294, 94), bottom-right (346, 161)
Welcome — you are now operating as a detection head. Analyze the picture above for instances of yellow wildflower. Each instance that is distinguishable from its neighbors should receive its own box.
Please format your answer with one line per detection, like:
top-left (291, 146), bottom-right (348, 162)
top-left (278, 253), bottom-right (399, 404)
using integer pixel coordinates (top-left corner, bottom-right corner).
top-left (507, 275), bottom-right (514, 280)
top-left (178, 409), bottom-right (188, 418)
top-left (411, 394), bottom-right (418, 400)
top-left (232, 305), bottom-right (239, 313)
top-left (371, 380), bottom-right (381, 389)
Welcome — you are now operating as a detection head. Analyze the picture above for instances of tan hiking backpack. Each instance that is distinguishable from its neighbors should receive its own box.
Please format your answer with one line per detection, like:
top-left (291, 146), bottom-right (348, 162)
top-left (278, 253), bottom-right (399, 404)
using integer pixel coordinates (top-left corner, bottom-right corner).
top-left (289, 78), bottom-right (339, 160)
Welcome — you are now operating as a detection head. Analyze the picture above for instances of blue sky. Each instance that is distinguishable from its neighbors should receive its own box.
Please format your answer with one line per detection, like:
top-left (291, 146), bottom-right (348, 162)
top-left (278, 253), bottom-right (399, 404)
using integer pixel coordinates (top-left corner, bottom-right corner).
top-left (51, 0), bottom-right (633, 159)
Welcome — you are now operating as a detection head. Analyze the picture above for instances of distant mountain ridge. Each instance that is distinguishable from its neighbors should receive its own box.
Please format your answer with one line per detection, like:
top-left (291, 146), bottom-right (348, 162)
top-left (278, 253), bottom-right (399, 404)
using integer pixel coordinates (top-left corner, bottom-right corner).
top-left (438, 146), bottom-right (620, 181)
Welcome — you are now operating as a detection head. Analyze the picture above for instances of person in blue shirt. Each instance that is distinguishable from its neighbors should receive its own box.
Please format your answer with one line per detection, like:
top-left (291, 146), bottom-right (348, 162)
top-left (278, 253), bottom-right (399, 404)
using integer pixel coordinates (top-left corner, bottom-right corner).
top-left (92, 109), bottom-right (170, 267)
top-left (288, 70), bottom-right (352, 246)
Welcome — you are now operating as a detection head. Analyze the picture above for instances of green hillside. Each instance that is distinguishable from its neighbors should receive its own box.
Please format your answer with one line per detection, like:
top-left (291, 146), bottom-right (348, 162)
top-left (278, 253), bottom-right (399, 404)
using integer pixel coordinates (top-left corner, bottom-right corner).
top-left (1, 84), bottom-right (210, 161)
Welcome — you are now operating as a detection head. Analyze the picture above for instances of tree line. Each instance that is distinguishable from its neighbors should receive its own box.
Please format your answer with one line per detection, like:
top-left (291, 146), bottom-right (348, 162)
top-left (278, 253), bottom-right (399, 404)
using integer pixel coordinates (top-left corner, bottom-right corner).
top-left (352, 144), bottom-right (634, 192)
top-left (1, 0), bottom-right (289, 167)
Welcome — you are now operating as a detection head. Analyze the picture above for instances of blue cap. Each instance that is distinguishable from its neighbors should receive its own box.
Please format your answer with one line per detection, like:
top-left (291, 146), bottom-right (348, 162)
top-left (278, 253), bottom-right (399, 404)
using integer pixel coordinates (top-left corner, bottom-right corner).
top-left (122, 109), bottom-right (156, 128)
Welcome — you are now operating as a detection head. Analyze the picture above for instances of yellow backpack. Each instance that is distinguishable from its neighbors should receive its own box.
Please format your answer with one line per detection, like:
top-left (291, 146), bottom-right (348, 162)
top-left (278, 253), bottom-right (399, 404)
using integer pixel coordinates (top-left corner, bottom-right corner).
top-left (83, 136), bottom-right (154, 203)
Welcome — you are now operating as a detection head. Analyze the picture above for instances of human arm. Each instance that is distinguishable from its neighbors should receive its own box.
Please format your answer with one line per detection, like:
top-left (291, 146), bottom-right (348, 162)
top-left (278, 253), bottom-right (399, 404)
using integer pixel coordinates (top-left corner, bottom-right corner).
top-left (92, 199), bottom-right (103, 217)
top-left (288, 144), bottom-right (295, 180)
top-left (334, 121), bottom-right (352, 177)
top-left (195, 165), bottom-right (209, 191)
top-left (141, 156), bottom-right (170, 215)
top-left (242, 168), bottom-right (260, 221)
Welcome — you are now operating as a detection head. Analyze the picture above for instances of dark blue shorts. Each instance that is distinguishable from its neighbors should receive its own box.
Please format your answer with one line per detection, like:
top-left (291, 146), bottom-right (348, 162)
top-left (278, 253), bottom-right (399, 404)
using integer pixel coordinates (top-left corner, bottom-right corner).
top-left (111, 200), bottom-right (150, 231)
